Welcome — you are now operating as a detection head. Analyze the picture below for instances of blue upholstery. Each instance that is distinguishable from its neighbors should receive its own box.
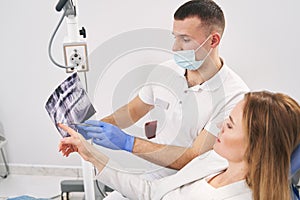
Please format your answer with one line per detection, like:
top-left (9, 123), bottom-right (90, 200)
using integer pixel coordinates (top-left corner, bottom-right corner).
top-left (291, 144), bottom-right (300, 200)
top-left (292, 144), bottom-right (300, 176)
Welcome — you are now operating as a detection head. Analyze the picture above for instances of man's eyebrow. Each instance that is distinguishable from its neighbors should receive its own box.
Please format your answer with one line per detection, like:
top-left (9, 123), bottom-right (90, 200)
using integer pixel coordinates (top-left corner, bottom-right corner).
top-left (172, 32), bottom-right (190, 37)
top-left (229, 115), bottom-right (235, 125)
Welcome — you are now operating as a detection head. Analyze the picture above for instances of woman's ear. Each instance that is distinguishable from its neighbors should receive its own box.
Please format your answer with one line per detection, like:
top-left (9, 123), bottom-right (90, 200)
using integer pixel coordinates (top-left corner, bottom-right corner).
top-left (211, 32), bottom-right (221, 48)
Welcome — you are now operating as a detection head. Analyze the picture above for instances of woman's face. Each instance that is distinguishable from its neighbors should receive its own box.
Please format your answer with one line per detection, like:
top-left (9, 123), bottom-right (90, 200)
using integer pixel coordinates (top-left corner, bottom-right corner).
top-left (213, 100), bottom-right (247, 163)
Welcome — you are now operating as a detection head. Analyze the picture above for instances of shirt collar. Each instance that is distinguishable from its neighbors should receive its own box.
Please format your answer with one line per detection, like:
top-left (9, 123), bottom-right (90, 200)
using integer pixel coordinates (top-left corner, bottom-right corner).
top-left (178, 65), bottom-right (229, 92)
top-left (197, 64), bottom-right (229, 92)
top-left (171, 59), bottom-right (229, 92)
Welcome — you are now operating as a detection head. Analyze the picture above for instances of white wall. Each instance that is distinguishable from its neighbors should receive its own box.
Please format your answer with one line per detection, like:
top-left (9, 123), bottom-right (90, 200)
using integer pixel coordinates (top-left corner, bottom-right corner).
top-left (0, 0), bottom-right (299, 168)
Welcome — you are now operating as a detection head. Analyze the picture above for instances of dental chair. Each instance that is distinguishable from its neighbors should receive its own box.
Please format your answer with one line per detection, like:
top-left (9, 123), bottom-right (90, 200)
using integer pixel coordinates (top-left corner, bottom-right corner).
top-left (291, 144), bottom-right (300, 200)
top-left (0, 134), bottom-right (9, 179)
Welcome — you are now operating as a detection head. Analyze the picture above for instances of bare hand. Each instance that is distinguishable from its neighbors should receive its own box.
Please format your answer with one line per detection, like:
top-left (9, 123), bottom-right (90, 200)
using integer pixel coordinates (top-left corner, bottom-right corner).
top-left (57, 123), bottom-right (109, 170)
top-left (58, 123), bottom-right (93, 161)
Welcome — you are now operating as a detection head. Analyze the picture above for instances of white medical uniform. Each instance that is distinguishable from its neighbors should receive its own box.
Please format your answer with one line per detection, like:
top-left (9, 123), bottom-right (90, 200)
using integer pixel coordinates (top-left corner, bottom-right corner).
top-left (103, 60), bottom-right (249, 199)
top-left (138, 60), bottom-right (249, 179)
top-left (97, 150), bottom-right (252, 200)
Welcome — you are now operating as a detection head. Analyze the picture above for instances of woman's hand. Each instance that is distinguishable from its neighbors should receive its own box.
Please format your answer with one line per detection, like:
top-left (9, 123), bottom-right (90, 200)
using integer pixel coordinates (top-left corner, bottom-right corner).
top-left (58, 123), bottom-right (94, 162)
top-left (57, 123), bottom-right (109, 171)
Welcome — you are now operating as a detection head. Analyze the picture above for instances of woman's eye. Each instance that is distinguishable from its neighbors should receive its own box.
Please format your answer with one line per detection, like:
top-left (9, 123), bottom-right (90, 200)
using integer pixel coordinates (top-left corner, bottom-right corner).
top-left (226, 123), bottom-right (232, 129)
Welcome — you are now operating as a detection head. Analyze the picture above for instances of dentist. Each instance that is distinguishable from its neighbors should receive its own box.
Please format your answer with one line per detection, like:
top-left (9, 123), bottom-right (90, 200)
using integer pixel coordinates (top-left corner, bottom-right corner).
top-left (75, 0), bottom-right (249, 198)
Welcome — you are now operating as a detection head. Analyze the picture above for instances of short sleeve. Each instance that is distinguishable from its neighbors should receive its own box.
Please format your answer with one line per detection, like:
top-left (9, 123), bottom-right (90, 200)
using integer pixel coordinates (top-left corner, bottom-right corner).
top-left (138, 85), bottom-right (155, 105)
top-left (204, 92), bottom-right (245, 137)
top-left (204, 108), bottom-right (231, 137)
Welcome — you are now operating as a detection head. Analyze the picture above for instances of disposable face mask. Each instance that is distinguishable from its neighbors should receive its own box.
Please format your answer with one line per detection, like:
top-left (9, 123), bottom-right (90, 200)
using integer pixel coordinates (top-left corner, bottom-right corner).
top-left (174, 36), bottom-right (212, 71)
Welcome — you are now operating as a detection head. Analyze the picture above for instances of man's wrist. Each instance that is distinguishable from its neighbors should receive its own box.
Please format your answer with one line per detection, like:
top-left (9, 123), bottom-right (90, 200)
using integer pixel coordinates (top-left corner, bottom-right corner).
top-left (131, 137), bottom-right (148, 154)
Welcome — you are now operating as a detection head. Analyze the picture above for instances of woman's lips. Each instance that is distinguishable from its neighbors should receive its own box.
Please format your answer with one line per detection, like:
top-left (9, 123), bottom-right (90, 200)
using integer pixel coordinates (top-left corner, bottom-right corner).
top-left (217, 138), bottom-right (221, 143)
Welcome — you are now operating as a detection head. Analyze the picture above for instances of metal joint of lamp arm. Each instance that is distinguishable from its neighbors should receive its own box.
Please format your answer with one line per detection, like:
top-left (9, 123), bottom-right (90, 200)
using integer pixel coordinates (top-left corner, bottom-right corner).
top-left (48, 0), bottom-right (89, 72)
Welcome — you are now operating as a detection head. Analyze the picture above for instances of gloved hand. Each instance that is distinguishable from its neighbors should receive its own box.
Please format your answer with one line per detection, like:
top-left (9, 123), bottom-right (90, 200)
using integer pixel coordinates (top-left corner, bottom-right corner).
top-left (75, 120), bottom-right (135, 152)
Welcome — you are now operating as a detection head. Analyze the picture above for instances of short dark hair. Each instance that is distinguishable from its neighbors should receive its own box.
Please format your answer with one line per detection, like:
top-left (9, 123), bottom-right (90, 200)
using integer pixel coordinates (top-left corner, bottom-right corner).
top-left (174, 0), bottom-right (225, 36)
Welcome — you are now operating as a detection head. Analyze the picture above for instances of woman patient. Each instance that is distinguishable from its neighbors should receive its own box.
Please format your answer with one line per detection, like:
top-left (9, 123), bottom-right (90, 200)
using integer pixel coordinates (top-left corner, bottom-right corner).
top-left (58, 91), bottom-right (300, 200)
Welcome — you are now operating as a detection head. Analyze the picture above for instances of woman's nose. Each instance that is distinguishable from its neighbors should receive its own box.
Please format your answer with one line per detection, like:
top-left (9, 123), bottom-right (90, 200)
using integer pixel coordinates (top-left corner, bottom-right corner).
top-left (216, 121), bottom-right (225, 136)
top-left (216, 121), bottom-right (223, 129)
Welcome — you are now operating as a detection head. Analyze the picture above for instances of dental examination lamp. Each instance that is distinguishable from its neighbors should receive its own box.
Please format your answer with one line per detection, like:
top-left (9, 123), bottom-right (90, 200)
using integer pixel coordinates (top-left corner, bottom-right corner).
top-left (48, 0), bottom-right (89, 73)
top-left (49, 1), bottom-right (102, 200)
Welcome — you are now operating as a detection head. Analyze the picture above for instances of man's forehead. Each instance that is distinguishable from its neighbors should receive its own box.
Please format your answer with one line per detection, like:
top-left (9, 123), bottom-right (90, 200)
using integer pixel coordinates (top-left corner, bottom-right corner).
top-left (173, 17), bottom-right (202, 29)
top-left (173, 17), bottom-right (203, 37)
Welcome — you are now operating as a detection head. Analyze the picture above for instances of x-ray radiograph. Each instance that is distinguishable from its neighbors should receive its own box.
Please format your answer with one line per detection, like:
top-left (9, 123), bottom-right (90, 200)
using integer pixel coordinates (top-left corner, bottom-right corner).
top-left (45, 73), bottom-right (96, 137)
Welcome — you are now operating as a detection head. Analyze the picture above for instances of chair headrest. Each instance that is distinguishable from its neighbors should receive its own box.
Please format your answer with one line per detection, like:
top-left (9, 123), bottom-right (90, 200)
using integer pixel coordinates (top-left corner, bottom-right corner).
top-left (291, 144), bottom-right (300, 176)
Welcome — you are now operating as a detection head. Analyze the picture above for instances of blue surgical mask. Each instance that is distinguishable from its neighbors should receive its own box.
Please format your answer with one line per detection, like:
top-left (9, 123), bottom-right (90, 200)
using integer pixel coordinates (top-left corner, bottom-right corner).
top-left (174, 36), bottom-right (212, 71)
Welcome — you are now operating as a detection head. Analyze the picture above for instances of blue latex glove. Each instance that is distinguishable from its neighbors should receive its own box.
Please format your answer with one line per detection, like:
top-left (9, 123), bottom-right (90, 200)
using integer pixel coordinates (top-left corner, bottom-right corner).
top-left (75, 120), bottom-right (135, 152)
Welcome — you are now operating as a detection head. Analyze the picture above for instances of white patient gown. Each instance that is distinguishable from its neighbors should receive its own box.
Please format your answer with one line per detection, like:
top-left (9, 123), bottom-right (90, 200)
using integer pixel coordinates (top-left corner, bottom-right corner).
top-left (96, 150), bottom-right (252, 200)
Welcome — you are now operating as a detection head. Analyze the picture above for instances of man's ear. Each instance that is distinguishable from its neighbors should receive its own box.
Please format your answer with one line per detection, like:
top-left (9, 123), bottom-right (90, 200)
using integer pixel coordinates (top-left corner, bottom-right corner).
top-left (211, 32), bottom-right (221, 48)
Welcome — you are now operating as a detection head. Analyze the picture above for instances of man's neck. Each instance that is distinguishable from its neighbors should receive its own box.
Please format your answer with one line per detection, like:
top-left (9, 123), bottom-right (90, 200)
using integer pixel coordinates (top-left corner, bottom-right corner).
top-left (185, 57), bottom-right (223, 87)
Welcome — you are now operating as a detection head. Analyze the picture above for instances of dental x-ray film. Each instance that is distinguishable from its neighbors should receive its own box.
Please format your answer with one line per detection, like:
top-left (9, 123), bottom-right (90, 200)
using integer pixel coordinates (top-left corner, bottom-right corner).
top-left (45, 73), bottom-right (96, 137)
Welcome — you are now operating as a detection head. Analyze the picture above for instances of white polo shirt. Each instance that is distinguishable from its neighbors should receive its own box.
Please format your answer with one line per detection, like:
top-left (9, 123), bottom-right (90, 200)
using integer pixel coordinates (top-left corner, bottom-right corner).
top-left (138, 59), bottom-right (249, 148)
